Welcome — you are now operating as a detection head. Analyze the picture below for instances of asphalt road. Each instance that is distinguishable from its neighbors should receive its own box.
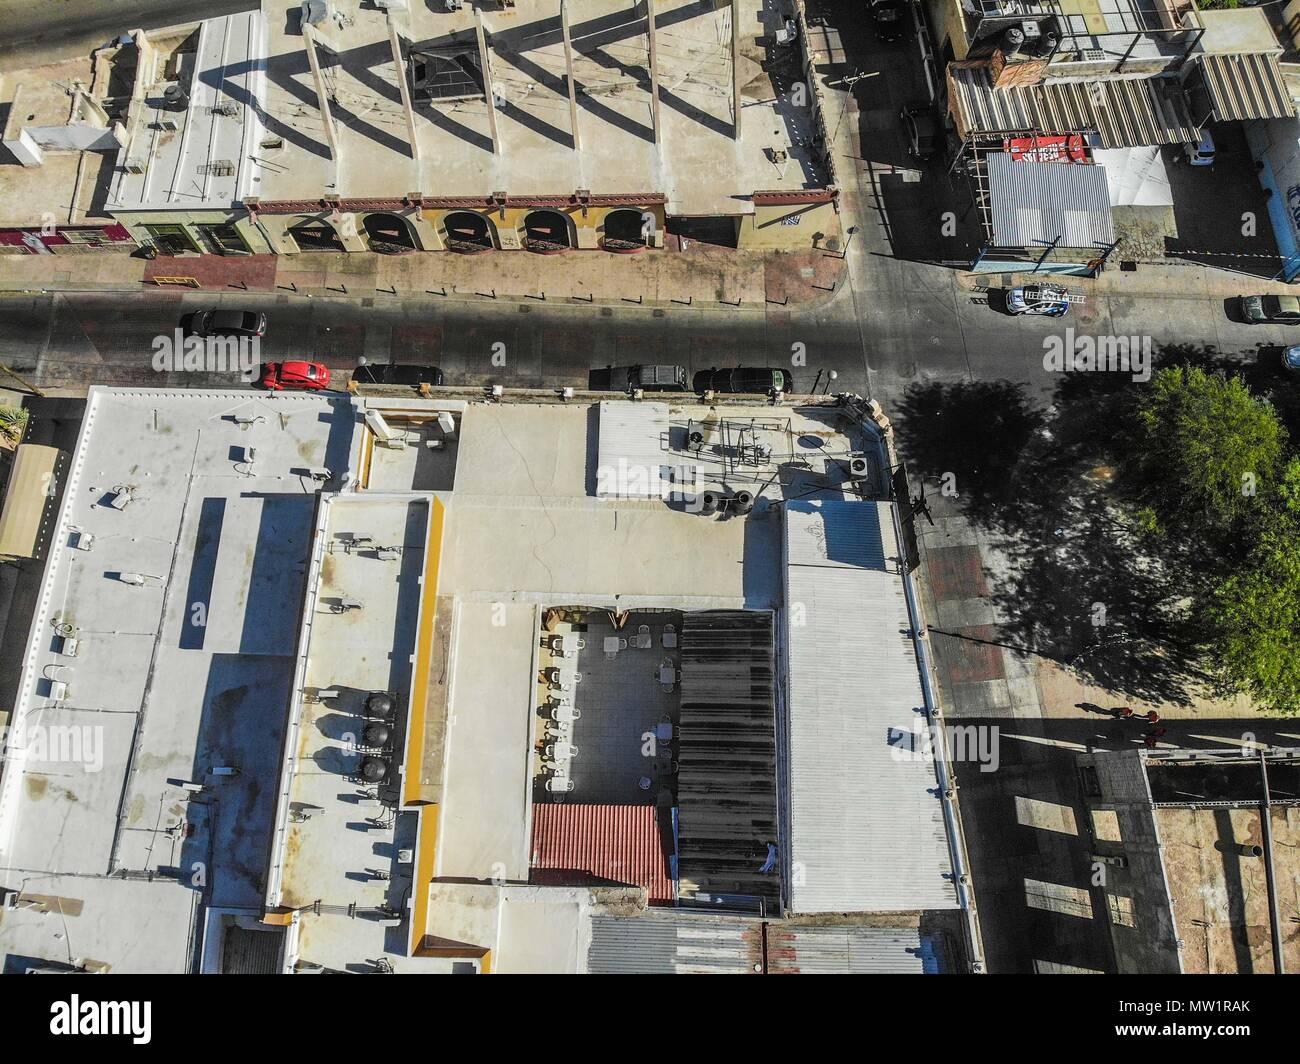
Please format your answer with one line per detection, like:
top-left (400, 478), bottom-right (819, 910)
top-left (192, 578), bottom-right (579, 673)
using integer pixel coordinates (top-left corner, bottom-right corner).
top-left (0, 0), bottom-right (254, 65)
top-left (0, 275), bottom-right (1291, 401)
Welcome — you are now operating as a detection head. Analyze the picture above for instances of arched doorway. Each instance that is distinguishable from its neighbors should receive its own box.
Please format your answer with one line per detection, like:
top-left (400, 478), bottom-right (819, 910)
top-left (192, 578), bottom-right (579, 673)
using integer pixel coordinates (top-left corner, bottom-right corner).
top-left (443, 211), bottom-right (494, 253)
top-left (287, 219), bottom-right (345, 252)
top-left (602, 208), bottom-right (650, 253)
top-left (363, 212), bottom-right (418, 254)
top-left (522, 209), bottom-right (573, 254)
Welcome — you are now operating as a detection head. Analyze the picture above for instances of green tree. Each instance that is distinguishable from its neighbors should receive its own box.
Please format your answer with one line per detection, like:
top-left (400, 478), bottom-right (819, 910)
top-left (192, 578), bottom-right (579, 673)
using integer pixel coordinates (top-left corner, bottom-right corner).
top-left (1201, 459), bottom-right (1300, 715)
top-left (1126, 366), bottom-right (1286, 541)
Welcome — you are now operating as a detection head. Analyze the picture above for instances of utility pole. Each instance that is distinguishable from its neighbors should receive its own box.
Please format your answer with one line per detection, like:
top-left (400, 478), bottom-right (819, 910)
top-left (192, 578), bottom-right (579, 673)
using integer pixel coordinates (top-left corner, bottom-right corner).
top-left (0, 363), bottom-right (45, 398)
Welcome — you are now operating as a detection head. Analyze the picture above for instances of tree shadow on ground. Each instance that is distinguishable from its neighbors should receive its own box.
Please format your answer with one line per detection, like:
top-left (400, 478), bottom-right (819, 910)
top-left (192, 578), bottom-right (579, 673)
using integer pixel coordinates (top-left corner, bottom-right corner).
top-left (895, 351), bottom-right (1247, 706)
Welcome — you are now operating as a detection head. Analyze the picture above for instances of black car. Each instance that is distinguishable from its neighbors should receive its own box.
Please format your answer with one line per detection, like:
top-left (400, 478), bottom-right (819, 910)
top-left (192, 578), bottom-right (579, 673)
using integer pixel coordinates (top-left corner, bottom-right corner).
top-left (693, 367), bottom-right (795, 394)
top-left (192, 309), bottom-right (267, 337)
top-left (352, 363), bottom-right (445, 386)
top-left (869, 0), bottom-right (907, 42)
top-left (900, 105), bottom-right (941, 160)
top-left (1240, 294), bottom-right (1300, 325)
top-left (590, 364), bottom-right (689, 392)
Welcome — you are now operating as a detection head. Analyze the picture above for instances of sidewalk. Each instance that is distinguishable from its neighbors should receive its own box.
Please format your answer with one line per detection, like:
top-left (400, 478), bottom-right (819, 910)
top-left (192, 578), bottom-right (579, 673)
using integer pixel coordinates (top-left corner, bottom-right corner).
top-left (0, 243), bottom-right (847, 309)
top-left (956, 258), bottom-right (1298, 300)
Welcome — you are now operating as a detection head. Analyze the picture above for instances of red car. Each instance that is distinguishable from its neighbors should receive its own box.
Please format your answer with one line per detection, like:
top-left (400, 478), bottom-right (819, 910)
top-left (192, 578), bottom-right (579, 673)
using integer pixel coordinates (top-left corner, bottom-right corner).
top-left (260, 361), bottom-right (330, 391)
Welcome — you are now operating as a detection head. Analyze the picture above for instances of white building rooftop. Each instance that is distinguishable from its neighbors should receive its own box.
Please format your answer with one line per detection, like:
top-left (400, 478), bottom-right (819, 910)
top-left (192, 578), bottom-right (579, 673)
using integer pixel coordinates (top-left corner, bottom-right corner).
top-left (0, 388), bottom-right (965, 974)
top-left (108, 11), bottom-right (267, 212)
top-left (0, 387), bottom-right (362, 973)
top-left (252, 0), bottom-right (825, 211)
top-left (784, 499), bottom-right (960, 913)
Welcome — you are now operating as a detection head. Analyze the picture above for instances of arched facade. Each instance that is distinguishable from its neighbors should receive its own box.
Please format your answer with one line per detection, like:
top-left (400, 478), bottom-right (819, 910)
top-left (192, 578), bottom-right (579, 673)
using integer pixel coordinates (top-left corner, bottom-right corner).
top-left (601, 208), bottom-right (651, 252)
top-left (521, 209), bottom-right (575, 253)
top-left (363, 212), bottom-right (420, 253)
top-left (442, 210), bottom-right (496, 253)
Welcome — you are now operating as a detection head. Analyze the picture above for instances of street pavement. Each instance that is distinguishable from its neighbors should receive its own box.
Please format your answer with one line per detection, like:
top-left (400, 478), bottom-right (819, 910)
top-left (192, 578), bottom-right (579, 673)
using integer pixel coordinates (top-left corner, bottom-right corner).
top-left (0, 0), bottom-right (255, 66)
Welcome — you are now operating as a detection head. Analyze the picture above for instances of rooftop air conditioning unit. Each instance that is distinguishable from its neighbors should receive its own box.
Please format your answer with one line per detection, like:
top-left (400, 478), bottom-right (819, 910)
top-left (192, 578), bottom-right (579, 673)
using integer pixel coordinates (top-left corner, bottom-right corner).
top-left (1081, 48), bottom-right (1107, 62)
top-left (162, 83), bottom-right (188, 111)
top-left (301, 0), bottom-right (331, 27)
top-left (849, 456), bottom-right (871, 480)
top-left (125, 159), bottom-right (145, 174)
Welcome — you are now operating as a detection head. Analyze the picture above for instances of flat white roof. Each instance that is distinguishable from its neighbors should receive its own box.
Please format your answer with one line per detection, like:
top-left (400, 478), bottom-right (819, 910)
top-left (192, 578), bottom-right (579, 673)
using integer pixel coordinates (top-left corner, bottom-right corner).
top-left (783, 499), bottom-right (959, 913)
top-left (109, 11), bottom-right (267, 211)
top-left (436, 601), bottom-right (538, 882)
top-left (0, 387), bottom-right (363, 973)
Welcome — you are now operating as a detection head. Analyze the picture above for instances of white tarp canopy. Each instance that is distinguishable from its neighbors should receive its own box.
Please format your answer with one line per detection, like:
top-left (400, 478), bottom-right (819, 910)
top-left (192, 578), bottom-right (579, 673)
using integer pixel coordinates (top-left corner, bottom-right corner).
top-left (1093, 146), bottom-right (1173, 207)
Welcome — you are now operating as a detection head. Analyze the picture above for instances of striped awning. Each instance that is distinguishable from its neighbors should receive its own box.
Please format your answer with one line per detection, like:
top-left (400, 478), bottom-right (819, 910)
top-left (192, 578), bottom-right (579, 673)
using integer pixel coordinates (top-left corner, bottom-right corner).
top-left (1196, 52), bottom-right (1295, 122)
top-left (950, 66), bottom-right (1199, 148)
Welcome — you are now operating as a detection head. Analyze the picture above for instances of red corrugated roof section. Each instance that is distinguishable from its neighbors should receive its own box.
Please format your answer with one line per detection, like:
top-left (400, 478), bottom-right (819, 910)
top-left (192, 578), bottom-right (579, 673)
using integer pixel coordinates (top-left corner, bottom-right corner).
top-left (530, 803), bottom-right (673, 905)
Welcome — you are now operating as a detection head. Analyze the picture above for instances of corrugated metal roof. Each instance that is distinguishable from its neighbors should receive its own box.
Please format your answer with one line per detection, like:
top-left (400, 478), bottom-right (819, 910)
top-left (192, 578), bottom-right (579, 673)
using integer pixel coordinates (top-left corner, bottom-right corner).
top-left (767, 925), bottom-right (939, 974)
top-left (784, 500), bottom-right (958, 913)
top-left (530, 803), bottom-right (674, 904)
top-left (987, 152), bottom-right (1115, 249)
top-left (588, 914), bottom-right (763, 974)
top-left (0, 444), bottom-right (61, 560)
top-left (949, 66), bottom-right (1197, 147)
top-left (595, 401), bottom-right (698, 499)
top-left (1197, 53), bottom-right (1295, 122)
top-left (587, 916), bottom-right (942, 974)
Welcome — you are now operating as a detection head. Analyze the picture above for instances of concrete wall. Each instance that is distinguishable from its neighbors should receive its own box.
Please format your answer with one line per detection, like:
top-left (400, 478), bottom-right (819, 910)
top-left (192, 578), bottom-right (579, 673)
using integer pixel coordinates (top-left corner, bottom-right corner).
top-left (925, 0), bottom-right (971, 62)
top-left (103, 198), bottom-right (830, 256)
top-left (112, 210), bottom-right (275, 255)
top-left (1078, 750), bottom-right (1183, 974)
top-left (24, 125), bottom-right (124, 152)
top-left (740, 199), bottom-right (839, 249)
top-left (423, 202), bottom-right (670, 252)
top-left (1246, 117), bottom-right (1300, 281)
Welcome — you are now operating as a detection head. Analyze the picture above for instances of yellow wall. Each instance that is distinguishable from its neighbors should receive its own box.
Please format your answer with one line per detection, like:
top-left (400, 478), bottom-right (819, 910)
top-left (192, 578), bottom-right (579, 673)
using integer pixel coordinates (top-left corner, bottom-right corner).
top-left (112, 210), bottom-right (276, 255)
top-left (740, 200), bottom-right (839, 249)
top-left (926, 0), bottom-right (971, 61)
top-left (426, 204), bottom-right (666, 251)
top-left (403, 495), bottom-right (445, 807)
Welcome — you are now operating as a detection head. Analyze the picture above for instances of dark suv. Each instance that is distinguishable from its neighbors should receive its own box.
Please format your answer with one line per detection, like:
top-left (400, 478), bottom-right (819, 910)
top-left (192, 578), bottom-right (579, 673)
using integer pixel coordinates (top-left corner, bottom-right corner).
top-left (693, 367), bottom-right (795, 394)
top-left (352, 363), bottom-right (445, 386)
top-left (591, 364), bottom-right (689, 392)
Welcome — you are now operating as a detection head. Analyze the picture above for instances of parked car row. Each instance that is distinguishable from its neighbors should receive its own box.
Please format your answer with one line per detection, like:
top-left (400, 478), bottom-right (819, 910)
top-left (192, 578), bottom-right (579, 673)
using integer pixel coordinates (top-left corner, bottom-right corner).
top-left (592, 365), bottom-right (798, 394)
top-left (180, 312), bottom-right (802, 395)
